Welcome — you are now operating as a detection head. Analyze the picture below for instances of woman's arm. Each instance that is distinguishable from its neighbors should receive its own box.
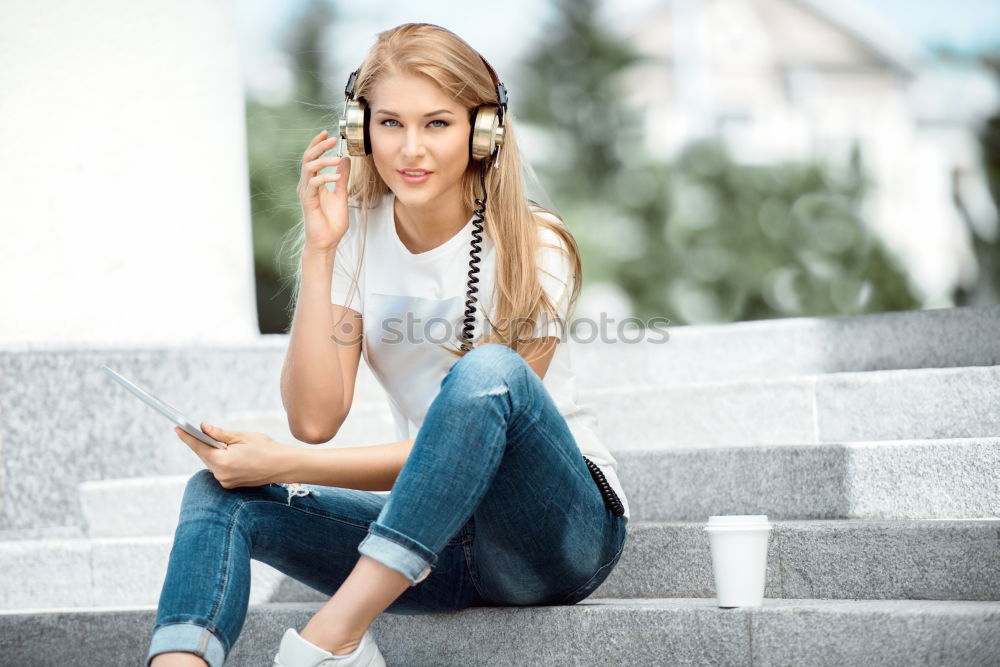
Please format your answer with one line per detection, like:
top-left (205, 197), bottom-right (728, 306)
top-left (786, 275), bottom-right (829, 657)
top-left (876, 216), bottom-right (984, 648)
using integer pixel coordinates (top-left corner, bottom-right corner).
top-left (283, 132), bottom-right (358, 443)
top-left (285, 437), bottom-right (416, 491)
top-left (281, 246), bottom-right (362, 443)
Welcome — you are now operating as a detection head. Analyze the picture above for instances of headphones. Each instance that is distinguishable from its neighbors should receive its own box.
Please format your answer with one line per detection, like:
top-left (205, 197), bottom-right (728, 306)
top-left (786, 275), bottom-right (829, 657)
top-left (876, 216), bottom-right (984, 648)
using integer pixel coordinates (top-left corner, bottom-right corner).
top-left (337, 54), bottom-right (508, 166)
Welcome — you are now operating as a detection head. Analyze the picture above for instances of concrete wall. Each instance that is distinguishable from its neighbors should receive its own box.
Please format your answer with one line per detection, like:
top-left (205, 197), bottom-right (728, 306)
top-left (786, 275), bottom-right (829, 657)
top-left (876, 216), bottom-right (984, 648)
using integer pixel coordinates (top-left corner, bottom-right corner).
top-left (0, 0), bottom-right (259, 345)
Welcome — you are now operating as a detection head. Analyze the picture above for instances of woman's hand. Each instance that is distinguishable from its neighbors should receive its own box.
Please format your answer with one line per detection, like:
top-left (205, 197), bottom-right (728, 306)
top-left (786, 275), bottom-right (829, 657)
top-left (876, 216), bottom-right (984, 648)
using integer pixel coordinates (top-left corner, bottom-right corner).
top-left (297, 129), bottom-right (352, 253)
top-left (175, 423), bottom-right (298, 490)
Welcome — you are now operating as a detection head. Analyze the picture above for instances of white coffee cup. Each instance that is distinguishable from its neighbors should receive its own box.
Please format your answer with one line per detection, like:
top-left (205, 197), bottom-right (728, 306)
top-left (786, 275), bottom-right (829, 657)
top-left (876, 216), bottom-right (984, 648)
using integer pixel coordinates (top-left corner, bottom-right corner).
top-left (704, 515), bottom-right (772, 607)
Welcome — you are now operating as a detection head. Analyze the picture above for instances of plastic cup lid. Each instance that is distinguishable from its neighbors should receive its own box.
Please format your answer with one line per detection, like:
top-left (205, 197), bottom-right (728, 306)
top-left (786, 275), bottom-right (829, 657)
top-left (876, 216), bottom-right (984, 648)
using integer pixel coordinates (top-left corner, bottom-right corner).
top-left (705, 515), bottom-right (771, 528)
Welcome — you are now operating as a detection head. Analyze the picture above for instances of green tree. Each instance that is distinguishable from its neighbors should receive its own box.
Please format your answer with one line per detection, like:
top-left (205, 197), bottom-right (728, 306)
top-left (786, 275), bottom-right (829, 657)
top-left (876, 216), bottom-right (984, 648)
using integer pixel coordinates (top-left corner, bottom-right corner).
top-left (517, 0), bottom-right (920, 325)
top-left (955, 48), bottom-right (1000, 306)
top-left (246, 0), bottom-right (339, 334)
top-left (638, 140), bottom-right (919, 323)
top-left (517, 0), bottom-right (642, 198)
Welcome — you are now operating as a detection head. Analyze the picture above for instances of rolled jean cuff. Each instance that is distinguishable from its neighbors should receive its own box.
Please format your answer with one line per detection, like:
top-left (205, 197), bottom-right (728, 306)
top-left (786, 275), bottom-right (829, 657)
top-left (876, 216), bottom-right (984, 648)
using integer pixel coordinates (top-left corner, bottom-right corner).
top-left (146, 621), bottom-right (226, 667)
top-left (358, 522), bottom-right (436, 586)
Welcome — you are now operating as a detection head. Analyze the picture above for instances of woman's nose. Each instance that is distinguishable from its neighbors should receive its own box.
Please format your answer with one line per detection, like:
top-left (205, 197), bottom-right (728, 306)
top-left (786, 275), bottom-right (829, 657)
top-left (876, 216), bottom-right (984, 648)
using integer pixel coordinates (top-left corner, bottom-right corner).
top-left (401, 129), bottom-right (426, 158)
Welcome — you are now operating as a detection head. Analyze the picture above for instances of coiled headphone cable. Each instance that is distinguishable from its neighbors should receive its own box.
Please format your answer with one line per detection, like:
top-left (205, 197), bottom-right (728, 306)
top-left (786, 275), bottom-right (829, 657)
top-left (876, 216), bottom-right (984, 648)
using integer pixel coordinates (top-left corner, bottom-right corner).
top-left (459, 159), bottom-right (488, 353)
top-left (584, 456), bottom-right (626, 517)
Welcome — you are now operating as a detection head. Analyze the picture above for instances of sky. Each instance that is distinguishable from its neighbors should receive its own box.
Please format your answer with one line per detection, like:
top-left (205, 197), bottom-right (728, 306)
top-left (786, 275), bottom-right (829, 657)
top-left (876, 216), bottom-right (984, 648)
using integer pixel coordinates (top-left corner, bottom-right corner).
top-left (864, 0), bottom-right (1000, 52)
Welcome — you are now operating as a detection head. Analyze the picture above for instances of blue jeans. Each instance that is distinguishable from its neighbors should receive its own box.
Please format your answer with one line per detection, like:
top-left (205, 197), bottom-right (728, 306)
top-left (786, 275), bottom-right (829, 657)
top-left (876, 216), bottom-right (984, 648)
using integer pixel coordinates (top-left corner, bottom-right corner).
top-left (146, 343), bottom-right (628, 666)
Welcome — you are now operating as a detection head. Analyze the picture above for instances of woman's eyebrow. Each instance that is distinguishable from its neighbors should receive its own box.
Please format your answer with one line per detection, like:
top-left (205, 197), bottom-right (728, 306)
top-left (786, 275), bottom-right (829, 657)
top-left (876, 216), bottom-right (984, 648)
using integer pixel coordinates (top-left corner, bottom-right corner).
top-left (374, 109), bottom-right (456, 117)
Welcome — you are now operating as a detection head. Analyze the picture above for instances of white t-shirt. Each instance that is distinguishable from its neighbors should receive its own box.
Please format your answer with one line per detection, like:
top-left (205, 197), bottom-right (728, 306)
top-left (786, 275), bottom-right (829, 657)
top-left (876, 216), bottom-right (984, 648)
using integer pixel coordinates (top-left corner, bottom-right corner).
top-left (330, 192), bottom-right (630, 522)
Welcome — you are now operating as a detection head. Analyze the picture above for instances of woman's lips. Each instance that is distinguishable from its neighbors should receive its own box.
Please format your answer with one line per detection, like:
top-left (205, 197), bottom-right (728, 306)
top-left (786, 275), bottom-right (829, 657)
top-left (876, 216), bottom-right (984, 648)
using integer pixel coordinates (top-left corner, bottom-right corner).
top-left (398, 169), bottom-right (432, 184)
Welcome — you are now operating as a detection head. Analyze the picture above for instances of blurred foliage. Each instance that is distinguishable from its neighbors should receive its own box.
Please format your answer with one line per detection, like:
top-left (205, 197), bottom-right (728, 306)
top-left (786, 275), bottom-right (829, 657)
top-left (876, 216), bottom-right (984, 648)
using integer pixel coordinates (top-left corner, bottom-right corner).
top-left (516, 0), bottom-right (642, 193)
top-left (977, 51), bottom-right (1000, 211)
top-left (247, 0), bottom-right (338, 334)
top-left (630, 141), bottom-right (919, 322)
top-left (517, 0), bottom-right (919, 325)
top-left (955, 48), bottom-right (1000, 306)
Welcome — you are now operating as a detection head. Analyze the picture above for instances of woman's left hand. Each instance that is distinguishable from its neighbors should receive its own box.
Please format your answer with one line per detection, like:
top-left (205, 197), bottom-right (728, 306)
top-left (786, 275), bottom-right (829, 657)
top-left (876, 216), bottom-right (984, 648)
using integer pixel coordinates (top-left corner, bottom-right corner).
top-left (174, 422), bottom-right (296, 490)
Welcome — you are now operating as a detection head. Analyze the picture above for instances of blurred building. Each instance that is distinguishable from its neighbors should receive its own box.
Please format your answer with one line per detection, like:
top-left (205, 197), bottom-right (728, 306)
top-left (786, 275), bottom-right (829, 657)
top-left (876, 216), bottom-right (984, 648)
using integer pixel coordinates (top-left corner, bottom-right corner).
top-left (622, 0), bottom-right (999, 306)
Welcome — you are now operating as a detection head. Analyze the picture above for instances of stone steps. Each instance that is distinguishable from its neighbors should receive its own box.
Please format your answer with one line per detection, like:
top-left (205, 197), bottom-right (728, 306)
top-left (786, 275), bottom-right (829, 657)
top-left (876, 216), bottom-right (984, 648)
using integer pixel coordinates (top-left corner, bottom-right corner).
top-left (65, 437), bottom-right (1000, 546)
top-left (605, 520), bottom-right (1000, 602)
top-left (594, 364), bottom-right (1000, 448)
top-left (2, 519), bottom-right (995, 611)
top-left (13, 360), bottom-right (1000, 538)
top-left (3, 312), bottom-right (1000, 535)
top-left (3, 306), bottom-right (998, 662)
top-left (0, 534), bottom-right (291, 611)
top-left (292, 363), bottom-right (1000, 449)
top-left (1, 598), bottom-right (997, 666)
top-left (570, 304), bottom-right (1000, 388)
top-left (618, 436), bottom-right (1000, 520)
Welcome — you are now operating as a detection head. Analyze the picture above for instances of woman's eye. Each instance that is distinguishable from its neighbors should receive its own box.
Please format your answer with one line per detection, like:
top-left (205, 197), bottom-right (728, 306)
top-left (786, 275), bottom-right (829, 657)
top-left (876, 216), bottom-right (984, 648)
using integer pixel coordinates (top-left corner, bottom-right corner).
top-left (378, 118), bottom-right (448, 128)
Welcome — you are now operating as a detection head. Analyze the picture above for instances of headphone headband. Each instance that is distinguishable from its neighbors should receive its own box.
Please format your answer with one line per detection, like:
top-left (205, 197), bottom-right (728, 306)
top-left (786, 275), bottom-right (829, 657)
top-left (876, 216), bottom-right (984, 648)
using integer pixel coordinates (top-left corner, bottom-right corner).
top-left (344, 69), bottom-right (359, 99)
top-left (343, 56), bottom-right (506, 114)
top-left (475, 53), bottom-right (508, 125)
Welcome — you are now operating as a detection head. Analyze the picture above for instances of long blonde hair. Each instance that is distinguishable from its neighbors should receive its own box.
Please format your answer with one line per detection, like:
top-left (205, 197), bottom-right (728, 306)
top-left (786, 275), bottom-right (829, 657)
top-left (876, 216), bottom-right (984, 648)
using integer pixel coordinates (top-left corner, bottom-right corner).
top-left (285, 23), bottom-right (582, 364)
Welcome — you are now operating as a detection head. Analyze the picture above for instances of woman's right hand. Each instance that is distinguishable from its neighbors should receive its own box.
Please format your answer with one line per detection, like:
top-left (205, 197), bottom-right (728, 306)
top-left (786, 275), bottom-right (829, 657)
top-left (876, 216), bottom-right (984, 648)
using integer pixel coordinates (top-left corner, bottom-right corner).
top-left (297, 130), bottom-right (352, 253)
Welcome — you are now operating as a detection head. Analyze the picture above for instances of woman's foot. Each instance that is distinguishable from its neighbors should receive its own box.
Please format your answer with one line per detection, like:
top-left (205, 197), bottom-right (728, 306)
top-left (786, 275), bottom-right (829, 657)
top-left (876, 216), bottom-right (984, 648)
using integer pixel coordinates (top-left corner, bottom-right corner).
top-left (272, 628), bottom-right (386, 666)
top-left (300, 626), bottom-right (363, 657)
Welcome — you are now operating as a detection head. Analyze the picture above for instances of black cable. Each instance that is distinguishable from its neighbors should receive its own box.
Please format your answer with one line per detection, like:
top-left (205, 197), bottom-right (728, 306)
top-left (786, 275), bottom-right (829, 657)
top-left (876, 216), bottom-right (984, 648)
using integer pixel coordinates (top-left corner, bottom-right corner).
top-left (585, 456), bottom-right (626, 517)
top-left (459, 159), bottom-right (488, 352)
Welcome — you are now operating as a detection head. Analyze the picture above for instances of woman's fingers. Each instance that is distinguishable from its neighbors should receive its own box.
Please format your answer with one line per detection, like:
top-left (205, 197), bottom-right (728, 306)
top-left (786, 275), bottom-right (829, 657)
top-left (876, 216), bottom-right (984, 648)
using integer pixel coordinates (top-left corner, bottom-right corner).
top-left (202, 423), bottom-right (242, 444)
top-left (304, 154), bottom-right (344, 175)
top-left (307, 129), bottom-right (328, 147)
top-left (307, 156), bottom-right (350, 191)
top-left (335, 155), bottom-right (351, 189)
top-left (304, 135), bottom-right (338, 164)
top-left (305, 129), bottom-right (331, 153)
top-left (307, 172), bottom-right (341, 192)
top-left (174, 427), bottom-right (214, 466)
top-left (298, 136), bottom-right (340, 196)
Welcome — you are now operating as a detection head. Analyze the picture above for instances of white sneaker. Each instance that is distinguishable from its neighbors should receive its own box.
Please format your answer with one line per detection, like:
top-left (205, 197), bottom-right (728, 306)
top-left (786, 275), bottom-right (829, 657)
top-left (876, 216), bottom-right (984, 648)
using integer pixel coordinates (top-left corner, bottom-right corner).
top-left (272, 627), bottom-right (387, 667)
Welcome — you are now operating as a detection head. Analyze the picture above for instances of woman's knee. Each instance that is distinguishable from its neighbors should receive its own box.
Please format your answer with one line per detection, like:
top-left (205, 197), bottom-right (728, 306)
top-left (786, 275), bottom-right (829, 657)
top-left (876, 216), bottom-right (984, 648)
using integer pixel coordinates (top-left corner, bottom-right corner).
top-left (449, 343), bottom-right (522, 383)
top-left (181, 468), bottom-right (231, 508)
top-left (186, 467), bottom-right (219, 490)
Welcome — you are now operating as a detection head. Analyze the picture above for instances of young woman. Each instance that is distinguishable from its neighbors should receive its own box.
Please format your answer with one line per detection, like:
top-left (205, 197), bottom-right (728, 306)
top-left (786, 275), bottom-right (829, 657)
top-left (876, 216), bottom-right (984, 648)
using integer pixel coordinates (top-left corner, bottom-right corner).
top-left (147, 22), bottom-right (629, 667)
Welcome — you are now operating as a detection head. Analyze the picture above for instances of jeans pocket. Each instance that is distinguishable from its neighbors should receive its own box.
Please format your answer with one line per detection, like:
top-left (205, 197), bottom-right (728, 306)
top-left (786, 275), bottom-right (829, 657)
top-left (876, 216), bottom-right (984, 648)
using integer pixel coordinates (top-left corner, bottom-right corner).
top-left (555, 521), bottom-right (628, 605)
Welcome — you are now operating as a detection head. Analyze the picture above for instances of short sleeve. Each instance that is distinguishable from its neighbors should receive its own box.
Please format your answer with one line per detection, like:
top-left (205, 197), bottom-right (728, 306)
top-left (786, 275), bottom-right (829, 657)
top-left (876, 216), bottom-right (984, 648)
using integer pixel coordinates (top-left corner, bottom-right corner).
top-left (330, 211), bottom-right (363, 312)
top-left (533, 223), bottom-right (574, 339)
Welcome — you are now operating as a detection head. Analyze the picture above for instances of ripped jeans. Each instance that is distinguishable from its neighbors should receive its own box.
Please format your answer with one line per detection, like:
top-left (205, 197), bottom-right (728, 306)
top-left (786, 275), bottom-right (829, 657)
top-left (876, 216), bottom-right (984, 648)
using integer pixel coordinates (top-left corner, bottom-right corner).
top-left (145, 344), bottom-right (628, 667)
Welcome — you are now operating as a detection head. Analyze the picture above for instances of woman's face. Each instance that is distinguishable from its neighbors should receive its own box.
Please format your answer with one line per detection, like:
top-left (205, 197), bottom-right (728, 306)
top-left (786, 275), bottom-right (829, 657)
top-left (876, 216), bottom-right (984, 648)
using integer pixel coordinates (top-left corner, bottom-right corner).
top-left (367, 70), bottom-right (471, 211)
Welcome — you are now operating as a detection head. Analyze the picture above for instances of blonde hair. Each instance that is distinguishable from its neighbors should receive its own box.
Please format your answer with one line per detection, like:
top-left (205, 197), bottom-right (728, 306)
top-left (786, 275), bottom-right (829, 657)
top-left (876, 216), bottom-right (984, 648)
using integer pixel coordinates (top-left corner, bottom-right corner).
top-left (283, 23), bottom-right (582, 364)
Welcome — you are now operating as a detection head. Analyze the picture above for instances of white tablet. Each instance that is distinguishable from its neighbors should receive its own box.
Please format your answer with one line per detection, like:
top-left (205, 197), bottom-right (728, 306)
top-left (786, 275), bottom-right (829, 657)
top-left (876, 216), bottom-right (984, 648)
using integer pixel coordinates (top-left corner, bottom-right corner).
top-left (102, 365), bottom-right (228, 449)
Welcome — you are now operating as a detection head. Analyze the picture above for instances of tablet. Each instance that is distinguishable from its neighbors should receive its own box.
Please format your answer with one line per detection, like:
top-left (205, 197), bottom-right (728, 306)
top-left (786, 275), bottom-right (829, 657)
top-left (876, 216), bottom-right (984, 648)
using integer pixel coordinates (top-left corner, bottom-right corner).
top-left (102, 365), bottom-right (228, 449)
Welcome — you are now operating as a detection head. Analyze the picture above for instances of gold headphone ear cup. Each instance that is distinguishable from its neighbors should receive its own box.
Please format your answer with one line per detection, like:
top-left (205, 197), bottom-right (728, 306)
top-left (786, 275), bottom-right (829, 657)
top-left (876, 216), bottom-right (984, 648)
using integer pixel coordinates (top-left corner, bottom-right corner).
top-left (339, 99), bottom-right (370, 156)
top-left (470, 105), bottom-right (502, 162)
